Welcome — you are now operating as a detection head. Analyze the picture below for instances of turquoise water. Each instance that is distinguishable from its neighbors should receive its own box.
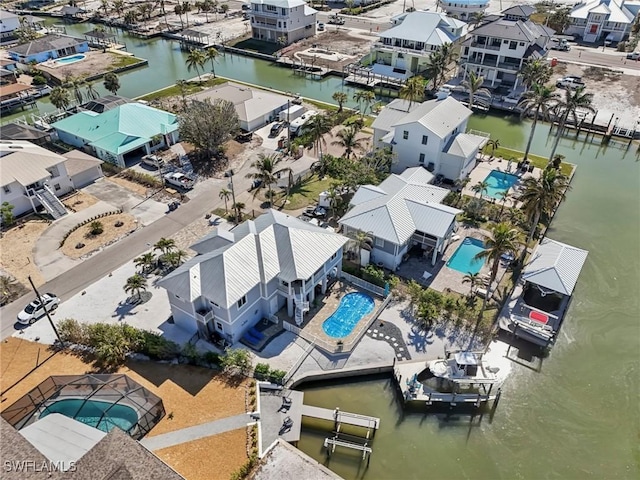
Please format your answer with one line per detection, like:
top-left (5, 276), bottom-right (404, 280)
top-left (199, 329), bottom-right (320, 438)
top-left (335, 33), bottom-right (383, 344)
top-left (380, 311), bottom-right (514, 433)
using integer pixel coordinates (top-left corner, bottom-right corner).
top-left (322, 292), bottom-right (375, 338)
top-left (55, 54), bottom-right (86, 65)
top-left (483, 170), bottom-right (519, 199)
top-left (40, 398), bottom-right (138, 433)
top-left (446, 237), bottom-right (486, 274)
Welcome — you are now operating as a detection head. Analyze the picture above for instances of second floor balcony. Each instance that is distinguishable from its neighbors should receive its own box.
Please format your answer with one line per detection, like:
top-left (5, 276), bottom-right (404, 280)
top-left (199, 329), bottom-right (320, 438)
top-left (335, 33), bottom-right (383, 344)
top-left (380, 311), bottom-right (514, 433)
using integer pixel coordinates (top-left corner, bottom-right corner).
top-left (375, 40), bottom-right (429, 54)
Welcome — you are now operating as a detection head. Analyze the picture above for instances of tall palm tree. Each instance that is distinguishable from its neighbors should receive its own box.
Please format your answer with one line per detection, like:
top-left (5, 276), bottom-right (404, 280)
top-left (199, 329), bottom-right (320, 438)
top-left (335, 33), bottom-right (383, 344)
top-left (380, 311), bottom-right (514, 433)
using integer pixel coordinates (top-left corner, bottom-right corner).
top-left (471, 180), bottom-right (489, 198)
top-left (461, 71), bottom-right (490, 110)
top-left (205, 47), bottom-right (219, 77)
top-left (103, 72), bottom-right (120, 94)
top-left (174, 4), bottom-right (184, 28)
top-left (424, 43), bottom-right (458, 90)
top-left (123, 274), bottom-right (148, 303)
top-left (50, 87), bottom-right (70, 110)
top-left (352, 91), bottom-right (367, 117)
top-left (232, 201), bottom-right (245, 221)
top-left (548, 86), bottom-right (596, 162)
top-left (519, 168), bottom-right (571, 247)
top-left (186, 48), bottom-right (206, 81)
top-left (100, 0), bottom-right (109, 16)
top-left (399, 76), bottom-right (425, 107)
top-left (327, 186), bottom-right (342, 219)
top-left (332, 124), bottom-right (364, 159)
top-left (497, 190), bottom-right (510, 219)
top-left (358, 91), bottom-right (375, 118)
top-left (519, 58), bottom-right (553, 89)
top-left (175, 79), bottom-right (189, 109)
top-left (134, 252), bottom-right (156, 274)
top-left (332, 91), bottom-right (348, 113)
top-left (112, 0), bottom-right (126, 18)
top-left (486, 138), bottom-right (500, 158)
top-left (348, 230), bottom-right (373, 267)
top-left (517, 84), bottom-right (560, 161)
top-left (160, 0), bottom-right (169, 28)
top-left (219, 188), bottom-right (231, 213)
top-left (85, 82), bottom-right (100, 100)
top-left (123, 10), bottom-right (138, 25)
top-left (68, 77), bottom-right (84, 105)
top-left (302, 113), bottom-right (332, 157)
top-left (0, 275), bottom-right (17, 306)
top-left (462, 272), bottom-right (481, 297)
top-left (245, 153), bottom-right (292, 205)
top-left (474, 223), bottom-right (521, 312)
top-left (154, 237), bottom-right (176, 255)
top-left (182, 1), bottom-right (192, 27)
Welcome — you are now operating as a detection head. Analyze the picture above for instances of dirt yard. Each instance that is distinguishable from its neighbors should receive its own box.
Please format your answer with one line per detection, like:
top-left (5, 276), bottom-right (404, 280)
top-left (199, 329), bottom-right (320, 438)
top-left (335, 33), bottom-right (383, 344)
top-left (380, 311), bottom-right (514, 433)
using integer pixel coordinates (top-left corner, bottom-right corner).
top-left (61, 191), bottom-right (99, 212)
top-left (107, 176), bottom-right (149, 197)
top-left (281, 31), bottom-right (374, 70)
top-left (60, 212), bottom-right (138, 259)
top-left (36, 50), bottom-right (144, 83)
top-left (0, 218), bottom-right (49, 287)
top-left (155, 428), bottom-right (248, 480)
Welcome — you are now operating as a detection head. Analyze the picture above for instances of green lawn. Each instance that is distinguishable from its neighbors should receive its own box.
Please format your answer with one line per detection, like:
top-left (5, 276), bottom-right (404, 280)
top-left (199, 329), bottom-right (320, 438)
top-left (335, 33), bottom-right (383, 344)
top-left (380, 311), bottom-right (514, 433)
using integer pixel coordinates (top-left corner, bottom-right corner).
top-left (483, 145), bottom-right (574, 176)
top-left (138, 77), bottom-right (228, 101)
top-left (231, 38), bottom-right (282, 55)
top-left (277, 175), bottom-right (336, 210)
top-left (110, 55), bottom-right (145, 69)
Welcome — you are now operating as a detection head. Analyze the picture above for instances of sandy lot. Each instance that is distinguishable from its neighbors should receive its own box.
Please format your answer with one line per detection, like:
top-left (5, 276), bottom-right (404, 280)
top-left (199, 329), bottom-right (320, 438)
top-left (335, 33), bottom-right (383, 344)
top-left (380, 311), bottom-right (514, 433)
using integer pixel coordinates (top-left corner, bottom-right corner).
top-left (0, 218), bottom-right (49, 287)
top-left (281, 31), bottom-right (373, 70)
top-left (60, 212), bottom-right (138, 259)
top-left (155, 428), bottom-right (248, 480)
top-left (61, 191), bottom-right (99, 212)
top-left (107, 176), bottom-right (150, 197)
top-left (37, 51), bottom-right (144, 83)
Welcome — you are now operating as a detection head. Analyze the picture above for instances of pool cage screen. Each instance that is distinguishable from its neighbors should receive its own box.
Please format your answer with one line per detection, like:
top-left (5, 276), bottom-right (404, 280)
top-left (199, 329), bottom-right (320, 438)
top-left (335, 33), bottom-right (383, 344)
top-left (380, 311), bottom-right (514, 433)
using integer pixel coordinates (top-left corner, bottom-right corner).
top-left (1, 374), bottom-right (165, 440)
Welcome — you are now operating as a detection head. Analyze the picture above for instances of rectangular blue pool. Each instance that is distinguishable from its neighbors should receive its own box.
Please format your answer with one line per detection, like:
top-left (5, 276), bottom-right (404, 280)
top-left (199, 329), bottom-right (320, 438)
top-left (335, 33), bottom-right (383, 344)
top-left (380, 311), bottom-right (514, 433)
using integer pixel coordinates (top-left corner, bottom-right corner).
top-left (483, 170), bottom-right (519, 199)
top-left (322, 292), bottom-right (375, 338)
top-left (446, 237), bottom-right (486, 275)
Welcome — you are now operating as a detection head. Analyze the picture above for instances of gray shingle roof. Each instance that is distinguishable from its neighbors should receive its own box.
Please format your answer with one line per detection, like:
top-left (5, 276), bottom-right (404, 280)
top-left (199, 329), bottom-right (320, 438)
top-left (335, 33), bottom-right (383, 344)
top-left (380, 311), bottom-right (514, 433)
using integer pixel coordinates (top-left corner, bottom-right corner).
top-left (9, 34), bottom-right (86, 56)
top-left (62, 150), bottom-right (103, 177)
top-left (501, 5), bottom-right (535, 18)
top-left (0, 140), bottom-right (65, 187)
top-left (522, 238), bottom-right (589, 296)
top-left (471, 19), bottom-right (553, 43)
top-left (392, 97), bottom-right (472, 139)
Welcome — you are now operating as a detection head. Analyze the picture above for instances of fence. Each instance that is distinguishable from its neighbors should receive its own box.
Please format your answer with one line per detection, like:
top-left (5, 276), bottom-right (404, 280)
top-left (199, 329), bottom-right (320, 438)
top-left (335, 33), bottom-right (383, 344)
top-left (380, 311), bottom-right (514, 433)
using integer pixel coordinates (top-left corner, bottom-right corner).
top-left (340, 271), bottom-right (386, 297)
top-left (283, 338), bottom-right (316, 385)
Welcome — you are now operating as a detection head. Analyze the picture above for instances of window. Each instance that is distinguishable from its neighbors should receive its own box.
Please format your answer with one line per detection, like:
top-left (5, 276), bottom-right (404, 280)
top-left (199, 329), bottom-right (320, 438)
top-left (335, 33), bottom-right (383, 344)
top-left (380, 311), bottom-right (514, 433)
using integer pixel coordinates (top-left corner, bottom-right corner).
top-left (237, 295), bottom-right (247, 308)
top-left (216, 322), bottom-right (223, 331)
top-left (375, 237), bottom-right (384, 247)
top-left (403, 130), bottom-right (409, 140)
top-left (421, 135), bottom-right (428, 145)
top-left (209, 299), bottom-right (219, 307)
top-left (48, 166), bottom-right (59, 178)
top-left (419, 153), bottom-right (425, 164)
top-left (3, 185), bottom-right (10, 194)
top-left (519, 42), bottom-right (525, 46)
top-left (54, 183), bottom-right (61, 191)
top-left (281, 7), bottom-right (286, 15)
top-left (509, 41), bottom-right (517, 50)
top-left (266, 4), bottom-right (276, 11)
top-left (331, 252), bottom-right (338, 260)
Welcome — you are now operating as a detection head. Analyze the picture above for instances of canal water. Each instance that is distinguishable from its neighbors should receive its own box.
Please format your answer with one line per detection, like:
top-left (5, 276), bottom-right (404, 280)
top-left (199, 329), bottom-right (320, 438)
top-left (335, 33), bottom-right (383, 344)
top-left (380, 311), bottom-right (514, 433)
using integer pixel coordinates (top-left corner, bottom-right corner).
top-left (299, 118), bottom-right (640, 479)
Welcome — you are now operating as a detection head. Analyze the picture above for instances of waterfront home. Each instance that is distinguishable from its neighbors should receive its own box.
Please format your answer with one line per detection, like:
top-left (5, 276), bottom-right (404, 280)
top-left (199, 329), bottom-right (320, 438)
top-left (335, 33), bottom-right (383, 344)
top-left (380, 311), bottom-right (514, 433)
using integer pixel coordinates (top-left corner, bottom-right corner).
top-left (499, 238), bottom-right (589, 347)
top-left (458, 11), bottom-right (553, 89)
top-left (436, 0), bottom-right (490, 21)
top-left (7, 34), bottom-right (89, 64)
top-left (565, 0), bottom-right (636, 43)
top-left (339, 166), bottom-right (461, 270)
top-left (158, 210), bottom-right (348, 344)
top-left (250, 0), bottom-right (317, 45)
top-left (52, 103), bottom-right (179, 168)
top-left (0, 10), bottom-right (20, 42)
top-left (190, 82), bottom-right (289, 132)
top-left (372, 96), bottom-right (488, 180)
top-left (370, 11), bottom-right (467, 79)
top-left (501, 5), bottom-right (536, 21)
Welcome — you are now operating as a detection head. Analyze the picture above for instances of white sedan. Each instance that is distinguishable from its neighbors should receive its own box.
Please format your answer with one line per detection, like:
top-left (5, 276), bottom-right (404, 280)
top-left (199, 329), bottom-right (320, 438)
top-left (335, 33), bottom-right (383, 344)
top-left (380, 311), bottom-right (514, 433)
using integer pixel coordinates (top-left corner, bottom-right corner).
top-left (17, 293), bottom-right (60, 325)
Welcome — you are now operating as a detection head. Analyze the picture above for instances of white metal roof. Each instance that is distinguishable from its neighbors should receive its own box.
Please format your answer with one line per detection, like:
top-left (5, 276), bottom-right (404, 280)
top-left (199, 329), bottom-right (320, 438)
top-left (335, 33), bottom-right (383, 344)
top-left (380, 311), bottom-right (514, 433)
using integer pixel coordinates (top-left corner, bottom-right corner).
top-left (392, 97), bottom-right (472, 139)
top-left (522, 238), bottom-right (589, 296)
top-left (251, 0), bottom-right (307, 8)
top-left (379, 11), bottom-right (466, 44)
top-left (570, 0), bottom-right (634, 22)
top-left (0, 140), bottom-right (65, 187)
top-left (340, 167), bottom-right (457, 244)
top-left (444, 133), bottom-right (488, 158)
top-left (371, 99), bottom-right (419, 136)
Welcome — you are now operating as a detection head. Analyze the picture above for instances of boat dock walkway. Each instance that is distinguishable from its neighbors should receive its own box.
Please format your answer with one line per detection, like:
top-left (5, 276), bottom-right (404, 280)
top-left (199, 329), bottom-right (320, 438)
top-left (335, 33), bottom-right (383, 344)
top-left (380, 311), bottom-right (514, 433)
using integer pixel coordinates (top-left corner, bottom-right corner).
top-left (301, 404), bottom-right (380, 432)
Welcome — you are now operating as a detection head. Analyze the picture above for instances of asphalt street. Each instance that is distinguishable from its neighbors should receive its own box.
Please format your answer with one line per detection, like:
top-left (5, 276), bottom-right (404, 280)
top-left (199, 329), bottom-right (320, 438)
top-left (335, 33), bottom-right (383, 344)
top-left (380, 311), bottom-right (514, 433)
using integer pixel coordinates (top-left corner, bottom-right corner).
top-left (551, 47), bottom-right (640, 73)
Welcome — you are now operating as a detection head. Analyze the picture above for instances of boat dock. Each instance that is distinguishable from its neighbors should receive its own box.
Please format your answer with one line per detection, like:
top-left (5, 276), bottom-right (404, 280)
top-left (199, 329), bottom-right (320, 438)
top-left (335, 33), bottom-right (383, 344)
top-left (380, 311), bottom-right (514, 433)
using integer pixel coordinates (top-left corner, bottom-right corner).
top-left (301, 404), bottom-right (380, 434)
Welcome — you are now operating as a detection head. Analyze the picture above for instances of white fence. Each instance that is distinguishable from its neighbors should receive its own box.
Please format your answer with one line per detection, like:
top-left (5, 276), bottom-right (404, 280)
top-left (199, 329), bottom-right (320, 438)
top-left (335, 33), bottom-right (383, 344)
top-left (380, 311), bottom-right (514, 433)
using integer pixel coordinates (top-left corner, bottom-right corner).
top-left (340, 271), bottom-right (386, 297)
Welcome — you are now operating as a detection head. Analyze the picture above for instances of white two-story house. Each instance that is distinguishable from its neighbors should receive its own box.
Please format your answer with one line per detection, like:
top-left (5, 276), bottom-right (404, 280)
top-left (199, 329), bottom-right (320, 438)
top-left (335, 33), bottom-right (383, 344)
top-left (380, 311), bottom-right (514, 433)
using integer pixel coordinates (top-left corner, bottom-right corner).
top-left (158, 210), bottom-right (348, 344)
top-left (370, 11), bottom-right (467, 79)
top-left (250, 0), bottom-right (317, 45)
top-left (565, 0), bottom-right (636, 43)
top-left (0, 10), bottom-right (20, 41)
top-left (436, 0), bottom-right (491, 21)
top-left (372, 96), bottom-right (488, 180)
top-left (458, 12), bottom-right (554, 89)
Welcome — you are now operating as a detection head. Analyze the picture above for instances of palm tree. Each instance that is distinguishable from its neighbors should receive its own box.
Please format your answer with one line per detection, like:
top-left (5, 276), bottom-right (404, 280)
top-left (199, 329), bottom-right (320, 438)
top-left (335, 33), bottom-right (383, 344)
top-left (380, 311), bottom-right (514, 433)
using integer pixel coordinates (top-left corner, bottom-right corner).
top-left (302, 113), bottom-right (332, 157)
top-left (165, 249), bottom-right (188, 268)
top-left (332, 91), bottom-right (348, 113)
top-left (68, 77), bottom-right (84, 105)
top-left (182, 1), bottom-right (192, 27)
top-left (471, 180), bottom-right (489, 198)
top-left (217, 188), bottom-right (231, 213)
top-left (201, 0), bottom-right (212, 21)
top-left (175, 79), bottom-right (189, 109)
top-left (519, 168), bottom-right (571, 247)
top-left (474, 223), bottom-right (521, 312)
top-left (548, 86), bottom-right (596, 162)
top-left (50, 87), bottom-right (70, 110)
top-left (424, 43), bottom-right (458, 90)
top-left (112, 0), bottom-right (126, 18)
top-left (232, 201), bottom-right (245, 221)
top-left (327, 186), bottom-right (342, 218)
top-left (154, 237), bottom-right (177, 255)
top-left (519, 58), bottom-right (553, 89)
top-left (85, 82), bottom-right (100, 100)
top-left (461, 71), bottom-right (490, 110)
top-left (134, 252), bottom-right (156, 274)
top-left (124, 274), bottom-right (148, 303)
top-left (185, 48), bottom-right (206, 81)
top-left (103, 72), bottom-right (120, 94)
top-left (517, 84), bottom-right (560, 161)
top-left (160, 0), bottom-right (169, 28)
top-left (462, 272), bottom-right (481, 297)
top-left (174, 4), bottom-right (184, 28)
top-left (100, 0), bottom-right (109, 16)
top-left (348, 230), bottom-right (373, 267)
top-left (497, 190), bottom-right (510, 219)
top-left (399, 76), bottom-right (425, 107)
top-left (205, 47), bottom-right (219, 77)
top-left (358, 91), bottom-right (375, 118)
top-left (245, 153), bottom-right (292, 205)
top-left (486, 138), bottom-right (500, 159)
top-left (123, 10), bottom-right (138, 25)
top-left (332, 124), bottom-right (364, 159)
top-left (352, 91), bottom-right (367, 117)
top-left (0, 275), bottom-right (17, 306)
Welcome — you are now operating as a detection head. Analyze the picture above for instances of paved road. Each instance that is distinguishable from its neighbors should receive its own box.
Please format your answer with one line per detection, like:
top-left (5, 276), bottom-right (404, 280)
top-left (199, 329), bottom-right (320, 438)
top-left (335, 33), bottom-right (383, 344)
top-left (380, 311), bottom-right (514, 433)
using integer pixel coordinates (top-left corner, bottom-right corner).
top-left (317, 13), bottom-right (391, 33)
top-left (551, 47), bottom-right (640, 73)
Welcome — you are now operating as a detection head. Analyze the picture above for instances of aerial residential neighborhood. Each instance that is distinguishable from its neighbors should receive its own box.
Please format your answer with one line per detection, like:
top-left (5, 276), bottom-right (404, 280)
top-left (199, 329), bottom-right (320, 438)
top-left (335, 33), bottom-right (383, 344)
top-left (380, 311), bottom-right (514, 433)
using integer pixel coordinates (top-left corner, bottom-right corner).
top-left (0, 0), bottom-right (637, 479)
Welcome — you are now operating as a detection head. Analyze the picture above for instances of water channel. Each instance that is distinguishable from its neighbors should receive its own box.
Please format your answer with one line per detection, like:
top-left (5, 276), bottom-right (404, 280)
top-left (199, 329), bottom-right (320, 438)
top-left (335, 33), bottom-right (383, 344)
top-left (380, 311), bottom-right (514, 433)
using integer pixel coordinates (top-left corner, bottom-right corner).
top-left (8, 22), bottom-right (640, 479)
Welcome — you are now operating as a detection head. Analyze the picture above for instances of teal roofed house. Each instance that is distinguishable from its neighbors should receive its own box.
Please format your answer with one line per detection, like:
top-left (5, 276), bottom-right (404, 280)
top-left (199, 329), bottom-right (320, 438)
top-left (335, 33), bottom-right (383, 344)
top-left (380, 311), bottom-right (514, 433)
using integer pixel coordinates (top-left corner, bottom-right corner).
top-left (52, 103), bottom-right (179, 168)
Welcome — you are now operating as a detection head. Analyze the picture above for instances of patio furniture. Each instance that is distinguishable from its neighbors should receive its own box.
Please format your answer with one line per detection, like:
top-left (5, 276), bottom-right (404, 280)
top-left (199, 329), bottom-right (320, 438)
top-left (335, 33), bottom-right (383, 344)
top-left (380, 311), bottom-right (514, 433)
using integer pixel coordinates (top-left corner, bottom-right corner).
top-left (248, 327), bottom-right (265, 340)
top-left (421, 271), bottom-right (432, 283)
top-left (280, 396), bottom-right (292, 411)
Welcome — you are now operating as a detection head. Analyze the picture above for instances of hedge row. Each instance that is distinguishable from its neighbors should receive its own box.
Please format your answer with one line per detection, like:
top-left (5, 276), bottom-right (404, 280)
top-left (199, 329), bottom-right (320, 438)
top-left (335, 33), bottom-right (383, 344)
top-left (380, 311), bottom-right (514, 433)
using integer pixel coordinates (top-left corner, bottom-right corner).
top-left (253, 362), bottom-right (286, 384)
top-left (119, 170), bottom-right (162, 188)
top-left (59, 209), bottom-right (123, 248)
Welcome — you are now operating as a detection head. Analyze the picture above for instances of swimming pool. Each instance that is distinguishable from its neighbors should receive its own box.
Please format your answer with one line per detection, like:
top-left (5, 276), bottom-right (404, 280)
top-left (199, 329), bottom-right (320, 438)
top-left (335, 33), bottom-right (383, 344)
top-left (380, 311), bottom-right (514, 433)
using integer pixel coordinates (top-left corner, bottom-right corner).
top-left (483, 170), bottom-right (519, 199)
top-left (322, 292), bottom-right (375, 338)
top-left (446, 237), bottom-right (486, 275)
top-left (54, 54), bottom-right (86, 65)
top-left (40, 398), bottom-right (138, 433)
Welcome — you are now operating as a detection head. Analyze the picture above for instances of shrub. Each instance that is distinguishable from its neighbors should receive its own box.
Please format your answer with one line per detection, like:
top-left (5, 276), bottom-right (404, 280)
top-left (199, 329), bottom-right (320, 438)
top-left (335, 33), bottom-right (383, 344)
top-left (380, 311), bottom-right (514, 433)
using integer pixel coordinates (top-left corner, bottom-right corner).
top-left (139, 331), bottom-right (180, 360)
top-left (268, 369), bottom-right (286, 385)
top-left (120, 169), bottom-right (162, 188)
top-left (57, 318), bottom-right (89, 344)
top-left (230, 453), bottom-right (258, 480)
top-left (221, 348), bottom-right (252, 376)
top-left (32, 75), bottom-right (47, 86)
top-left (362, 264), bottom-right (385, 287)
top-left (89, 220), bottom-right (104, 235)
top-left (203, 350), bottom-right (221, 366)
top-left (181, 342), bottom-right (201, 365)
top-left (253, 362), bottom-right (270, 380)
top-left (341, 262), bottom-right (359, 276)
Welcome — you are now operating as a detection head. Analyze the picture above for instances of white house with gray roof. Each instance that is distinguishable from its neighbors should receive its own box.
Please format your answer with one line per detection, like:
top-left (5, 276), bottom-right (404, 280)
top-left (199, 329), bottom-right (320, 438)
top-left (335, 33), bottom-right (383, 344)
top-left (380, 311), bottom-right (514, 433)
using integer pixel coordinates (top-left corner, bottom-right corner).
top-left (565, 0), bottom-right (636, 43)
top-left (0, 11), bottom-right (20, 41)
top-left (340, 167), bottom-right (462, 270)
top-left (370, 11), bottom-right (468, 79)
top-left (372, 97), bottom-right (488, 180)
top-left (250, 0), bottom-right (317, 45)
top-left (158, 210), bottom-right (348, 343)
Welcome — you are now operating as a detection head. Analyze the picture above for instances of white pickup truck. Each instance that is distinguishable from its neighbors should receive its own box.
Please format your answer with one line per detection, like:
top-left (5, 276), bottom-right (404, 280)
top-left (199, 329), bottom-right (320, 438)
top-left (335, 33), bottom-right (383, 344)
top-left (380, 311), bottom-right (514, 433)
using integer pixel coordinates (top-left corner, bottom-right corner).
top-left (556, 76), bottom-right (585, 89)
top-left (164, 172), bottom-right (196, 190)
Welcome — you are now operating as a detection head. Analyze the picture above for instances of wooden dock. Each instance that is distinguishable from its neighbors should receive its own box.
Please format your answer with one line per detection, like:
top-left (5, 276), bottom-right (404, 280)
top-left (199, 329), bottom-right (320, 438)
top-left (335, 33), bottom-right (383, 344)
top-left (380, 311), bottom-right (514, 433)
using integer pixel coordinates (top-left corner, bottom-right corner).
top-left (301, 405), bottom-right (380, 431)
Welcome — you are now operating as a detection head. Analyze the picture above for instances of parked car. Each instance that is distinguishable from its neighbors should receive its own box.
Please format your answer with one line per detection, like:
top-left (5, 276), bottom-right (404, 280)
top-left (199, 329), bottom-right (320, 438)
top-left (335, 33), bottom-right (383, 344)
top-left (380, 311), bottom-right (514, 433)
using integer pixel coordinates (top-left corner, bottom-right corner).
top-left (269, 122), bottom-right (285, 137)
top-left (241, 3), bottom-right (251, 10)
top-left (626, 52), bottom-right (640, 60)
top-left (328, 15), bottom-right (345, 25)
top-left (551, 43), bottom-right (570, 51)
top-left (164, 172), bottom-right (196, 190)
top-left (141, 154), bottom-right (164, 169)
top-left (17, 293), bottom-right (60, 325)
top-left (317, 22), bottom-right (325, 31)
top-left (556, 75), bottom-right (585, 89)
top-left (249, 179), bottom-right (263, 191)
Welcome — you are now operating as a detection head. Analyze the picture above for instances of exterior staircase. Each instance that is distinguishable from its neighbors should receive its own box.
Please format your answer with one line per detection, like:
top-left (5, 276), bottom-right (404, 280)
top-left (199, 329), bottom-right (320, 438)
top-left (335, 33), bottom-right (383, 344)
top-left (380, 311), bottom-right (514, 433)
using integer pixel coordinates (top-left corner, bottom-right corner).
top-left (35, 185), bottom-right (67, 219)
top-left (294, 293), bottom-right (309, 326)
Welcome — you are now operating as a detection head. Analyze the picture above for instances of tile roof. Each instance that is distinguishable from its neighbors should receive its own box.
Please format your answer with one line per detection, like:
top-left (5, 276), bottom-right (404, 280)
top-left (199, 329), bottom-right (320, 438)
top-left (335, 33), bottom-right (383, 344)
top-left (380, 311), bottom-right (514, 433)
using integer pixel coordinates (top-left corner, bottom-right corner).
top-left (380, 11), bottom-right (467, 45)
top-left (522, 238), bottom-right (589, 296)
top-left (392, 97), bottom-right (472, 139)
top-left (9, 34), bottom-right (86, 56)
top-left (0, 140), bottom-right (65, 187)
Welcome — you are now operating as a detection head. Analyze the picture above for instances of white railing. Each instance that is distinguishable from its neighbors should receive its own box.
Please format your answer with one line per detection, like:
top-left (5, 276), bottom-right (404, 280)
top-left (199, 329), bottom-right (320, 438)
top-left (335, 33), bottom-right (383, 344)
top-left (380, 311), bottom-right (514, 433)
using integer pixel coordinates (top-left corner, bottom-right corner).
top-left (468, 129), bottom-right (491, 138)
top-left (340, 271), bottom-right (386, 297)
top-left (283, 338), bottom-right (315, 385)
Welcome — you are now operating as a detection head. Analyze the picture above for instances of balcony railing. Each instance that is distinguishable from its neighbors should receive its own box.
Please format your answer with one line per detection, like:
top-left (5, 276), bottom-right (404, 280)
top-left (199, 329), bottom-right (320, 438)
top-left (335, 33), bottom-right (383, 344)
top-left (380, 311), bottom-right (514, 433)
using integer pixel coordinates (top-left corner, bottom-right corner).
top-left (375, 41), bottom-right (427, 53)
top-left (471, 42), bottom-right (501, 51)
top-left (195, 309), bottom-right (214, 323)
top-left (253, 9), bottom-right (282, 17)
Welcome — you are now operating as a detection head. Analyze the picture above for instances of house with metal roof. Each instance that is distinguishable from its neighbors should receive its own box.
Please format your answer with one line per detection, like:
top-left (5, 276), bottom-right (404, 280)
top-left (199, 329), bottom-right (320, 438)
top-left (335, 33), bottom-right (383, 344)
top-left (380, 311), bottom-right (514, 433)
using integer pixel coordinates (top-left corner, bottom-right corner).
top-left (370, 11), bottom-right (468, 79)
top-left (500, 238), bottom-right (589, 347)
top-left (565, 0), bottom-right (635, 43)
top-left (157, 209), bottom-right (348, 344)
top-left (7, 33), bottom-right (88, 64)
top-left (436, 0), bottom-right (490, 22)
top-left (373, 96), bottom-right (488, 180)
top-left (339, 167), bottom-right (461, 270)
top-left (191, 82), bottom-right (289, 132)
top-left (52, 103), bottom-right (179, 168)
top-left (250, 0), bottom-right (317, 45)
top-left (0, 10), bottom-right (20, 41)
top-left (458, 11), bottom-right (554, 89)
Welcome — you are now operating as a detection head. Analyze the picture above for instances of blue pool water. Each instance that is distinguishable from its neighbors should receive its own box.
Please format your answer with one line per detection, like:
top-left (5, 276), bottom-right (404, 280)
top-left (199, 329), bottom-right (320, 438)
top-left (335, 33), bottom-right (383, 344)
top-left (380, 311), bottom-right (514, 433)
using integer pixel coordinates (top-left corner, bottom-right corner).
top-left (55, 54), bottom-right (86, 65)
top-left (446, 237), bottom-right (486, 275)
top-left (40, 398), bottom-right (138, 433)
top-left (322, 292), bottom-right (375, 338)
top-left (483, 170), bottom-right (519, 199)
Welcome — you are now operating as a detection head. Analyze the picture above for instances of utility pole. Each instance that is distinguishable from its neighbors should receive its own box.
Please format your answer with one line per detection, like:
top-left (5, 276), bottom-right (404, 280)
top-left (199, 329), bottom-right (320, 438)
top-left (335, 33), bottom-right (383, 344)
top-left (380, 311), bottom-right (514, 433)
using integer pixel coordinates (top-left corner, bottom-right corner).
top-left (27, 276), bottom-right (62, 344)
top-left (226, 169), bottom-right (238, 222)
top-left (287, 99), bottom-right (291, 154)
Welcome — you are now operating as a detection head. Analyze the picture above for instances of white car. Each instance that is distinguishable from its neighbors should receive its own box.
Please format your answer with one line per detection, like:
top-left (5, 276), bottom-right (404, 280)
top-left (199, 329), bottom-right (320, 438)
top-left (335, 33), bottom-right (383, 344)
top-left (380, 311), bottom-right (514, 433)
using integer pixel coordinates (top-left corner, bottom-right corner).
top-left (17, 293), bottom-right (60, 325)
